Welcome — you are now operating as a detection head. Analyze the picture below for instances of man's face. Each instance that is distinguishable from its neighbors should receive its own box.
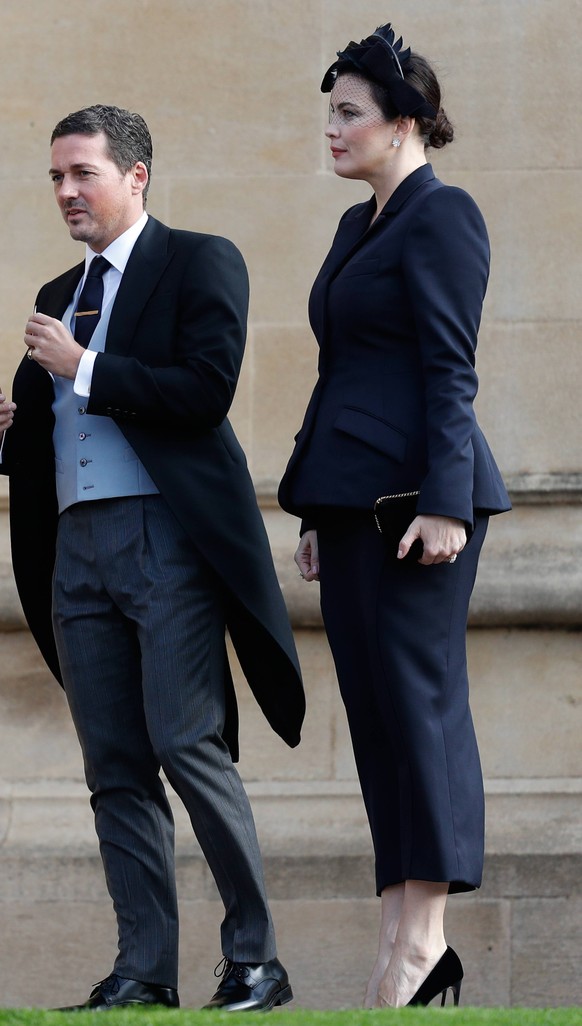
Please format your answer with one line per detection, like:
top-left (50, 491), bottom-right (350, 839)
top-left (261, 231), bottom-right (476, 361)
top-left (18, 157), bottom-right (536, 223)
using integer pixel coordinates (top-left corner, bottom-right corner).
top-left (49, 131), bottom-right (146, 252)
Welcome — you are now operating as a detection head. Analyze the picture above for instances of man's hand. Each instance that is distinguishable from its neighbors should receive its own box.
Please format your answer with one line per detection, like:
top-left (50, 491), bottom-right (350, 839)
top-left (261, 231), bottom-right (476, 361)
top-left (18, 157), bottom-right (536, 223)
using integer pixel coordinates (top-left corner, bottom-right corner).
top-left (24, 312), bottom-right (85, 379)
top-left (294, 529), bottom-right (320, 582)
top-left (0, 389), bottom-right (16, 433)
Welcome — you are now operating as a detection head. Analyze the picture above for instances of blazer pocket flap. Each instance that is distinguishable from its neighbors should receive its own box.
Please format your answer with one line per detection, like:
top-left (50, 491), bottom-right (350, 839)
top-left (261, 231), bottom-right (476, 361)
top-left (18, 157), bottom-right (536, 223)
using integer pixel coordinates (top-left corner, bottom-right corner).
top-left (340, 258), bottom-right (380, 279)
top-left (334, 407), bottom-right (407, 463)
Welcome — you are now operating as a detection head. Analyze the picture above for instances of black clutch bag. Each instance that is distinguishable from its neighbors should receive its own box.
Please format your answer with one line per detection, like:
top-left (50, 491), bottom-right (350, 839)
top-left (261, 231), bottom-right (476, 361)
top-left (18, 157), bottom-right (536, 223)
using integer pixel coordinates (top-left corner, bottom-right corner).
top-left (373, 490), bottom-right (424, 562)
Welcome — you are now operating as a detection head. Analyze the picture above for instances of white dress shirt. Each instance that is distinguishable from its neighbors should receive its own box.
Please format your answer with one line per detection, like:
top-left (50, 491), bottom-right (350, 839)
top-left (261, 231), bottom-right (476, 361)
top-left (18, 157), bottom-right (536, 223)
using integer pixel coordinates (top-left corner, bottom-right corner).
top-left (71, 210), bottom-right (148, 396)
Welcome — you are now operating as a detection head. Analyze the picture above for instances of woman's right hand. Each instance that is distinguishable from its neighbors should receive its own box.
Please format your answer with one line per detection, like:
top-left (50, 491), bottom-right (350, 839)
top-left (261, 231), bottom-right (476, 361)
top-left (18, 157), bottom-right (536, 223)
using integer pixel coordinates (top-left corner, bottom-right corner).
top-left (294, 529), bottom-right (320, 582)
top-left (0, 389), bottom-right (16, 433)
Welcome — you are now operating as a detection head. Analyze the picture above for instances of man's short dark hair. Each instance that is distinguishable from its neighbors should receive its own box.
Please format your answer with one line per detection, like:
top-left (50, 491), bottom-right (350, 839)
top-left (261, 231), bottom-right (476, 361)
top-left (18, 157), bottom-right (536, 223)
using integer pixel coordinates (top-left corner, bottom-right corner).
top-left (51, 105), bottom-right (153, 202)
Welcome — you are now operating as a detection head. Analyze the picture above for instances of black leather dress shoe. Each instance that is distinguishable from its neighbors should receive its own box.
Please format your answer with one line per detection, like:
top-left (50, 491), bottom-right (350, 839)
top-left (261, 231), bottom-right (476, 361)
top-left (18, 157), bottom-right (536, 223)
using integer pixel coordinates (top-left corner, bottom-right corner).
top-left (203, 957), bottom-right (293, 1012)
top-left (57, 973), bottom-right (180, 1011)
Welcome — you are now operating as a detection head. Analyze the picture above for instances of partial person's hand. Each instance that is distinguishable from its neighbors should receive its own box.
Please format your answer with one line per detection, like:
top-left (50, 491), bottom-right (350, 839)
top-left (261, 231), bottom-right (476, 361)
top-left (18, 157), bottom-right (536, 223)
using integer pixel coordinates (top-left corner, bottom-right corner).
top-left (398, 514), bottom-right (466, 566)
top-left (294, 529), bottom-right (320, 582)
top-left (0, 389), bottom-right (16, 432)
top-left (24, 312), bottom-right (84, 379)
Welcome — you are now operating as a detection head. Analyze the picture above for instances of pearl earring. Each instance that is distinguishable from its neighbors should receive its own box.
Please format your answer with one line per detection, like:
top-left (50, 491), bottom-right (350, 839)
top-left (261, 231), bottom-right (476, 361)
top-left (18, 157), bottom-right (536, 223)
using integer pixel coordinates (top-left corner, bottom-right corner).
top-left (392, 138), bottom-right (401, 148)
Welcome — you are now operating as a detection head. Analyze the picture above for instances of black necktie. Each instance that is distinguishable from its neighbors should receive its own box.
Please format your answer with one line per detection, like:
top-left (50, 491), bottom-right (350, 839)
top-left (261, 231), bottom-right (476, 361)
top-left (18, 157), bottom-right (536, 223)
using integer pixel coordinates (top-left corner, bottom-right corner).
top-left (73, 255), bottom-right (111, 348)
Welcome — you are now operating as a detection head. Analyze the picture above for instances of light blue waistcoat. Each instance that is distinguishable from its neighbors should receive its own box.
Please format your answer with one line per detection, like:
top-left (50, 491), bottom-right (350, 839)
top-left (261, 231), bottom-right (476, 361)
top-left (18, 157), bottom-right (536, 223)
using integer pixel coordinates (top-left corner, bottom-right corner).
top-left (52, 298), bottom-right (158, 514)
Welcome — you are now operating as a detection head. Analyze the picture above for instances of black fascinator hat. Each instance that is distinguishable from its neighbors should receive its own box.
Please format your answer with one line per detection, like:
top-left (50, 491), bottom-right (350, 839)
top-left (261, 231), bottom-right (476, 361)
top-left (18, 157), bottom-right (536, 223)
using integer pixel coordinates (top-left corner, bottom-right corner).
top-left (321, 23), bottom-right (437, 119)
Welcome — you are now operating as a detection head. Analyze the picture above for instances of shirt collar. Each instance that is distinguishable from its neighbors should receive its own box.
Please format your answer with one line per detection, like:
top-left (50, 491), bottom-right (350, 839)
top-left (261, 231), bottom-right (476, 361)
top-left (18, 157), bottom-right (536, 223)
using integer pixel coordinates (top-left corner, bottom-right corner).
top-left (84, 210), bottom-right (148, 275)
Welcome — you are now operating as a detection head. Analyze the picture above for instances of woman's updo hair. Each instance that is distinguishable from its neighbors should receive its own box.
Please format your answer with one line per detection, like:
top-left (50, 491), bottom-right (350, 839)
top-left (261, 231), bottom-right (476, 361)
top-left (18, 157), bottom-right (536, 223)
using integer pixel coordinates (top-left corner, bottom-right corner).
top-left (338, 52), bottom-right (454, 150)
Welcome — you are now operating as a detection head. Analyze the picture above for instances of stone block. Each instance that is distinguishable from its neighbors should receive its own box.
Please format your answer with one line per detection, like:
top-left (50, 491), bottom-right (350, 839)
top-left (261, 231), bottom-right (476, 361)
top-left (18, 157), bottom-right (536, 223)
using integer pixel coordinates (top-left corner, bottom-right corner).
top-left (0, 899), bottom-right (117, 1008)
top-left (0, 853), bottom-right (106, 905)
top-left (474, 323), bottom-right (582, 478)
top-left (485, 789), bottom-right (582, 860)
top-left (0, 889), bottom-right (516, 1009)
top-left (469, 506), bottom-right (582, 626)
top-left (167, 173), bottom-right (365, 325)
top-left (234, 629), bottom-right (350, 783)
top-left (469, 630), bottom-right (582, 779)
top-left (322, 0), bottom-right (582, 172)
top-left (248, 324), bottom-right (319, 489)
top-left (0, 182), bottom-right (78, 388)
top-left (0, 633), bottom-right (80, 781)
top-left (455, 170), bottom-right (582, 323)
top-left (512, 897), bottom-right (582, 1006)
top-left (442, 895), bottom-right (511, 1007)
top-left (483, 854), bottom-right (582, 903)
top-left (0, 2), bottom-right (321, 180)
top-left (269, 897), bottom-right (379, 1008)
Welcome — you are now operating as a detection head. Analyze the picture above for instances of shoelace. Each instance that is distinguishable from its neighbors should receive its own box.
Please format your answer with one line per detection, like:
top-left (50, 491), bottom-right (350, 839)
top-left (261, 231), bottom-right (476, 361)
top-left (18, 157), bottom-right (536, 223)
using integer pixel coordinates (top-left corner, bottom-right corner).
top-left (213, 957), bottom-right (251, 982)
top-left (90, 974), bottom-right (121, 998)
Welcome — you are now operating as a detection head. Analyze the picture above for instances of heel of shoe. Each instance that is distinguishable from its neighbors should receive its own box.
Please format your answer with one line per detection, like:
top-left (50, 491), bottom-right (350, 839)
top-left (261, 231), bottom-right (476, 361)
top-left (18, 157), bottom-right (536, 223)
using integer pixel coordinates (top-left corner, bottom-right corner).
top-left (276, 984), bottom-right (293, 1006)
top-left (408, 946), bottom-right (464, 1007)
top-left (440, 979), bottom-right (462, 1007)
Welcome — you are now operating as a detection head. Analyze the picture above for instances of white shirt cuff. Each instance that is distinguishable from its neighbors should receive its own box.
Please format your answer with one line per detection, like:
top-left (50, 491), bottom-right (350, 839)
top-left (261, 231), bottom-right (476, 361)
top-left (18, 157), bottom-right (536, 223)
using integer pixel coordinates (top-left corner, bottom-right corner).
top-left (74, 349), bottom-right (98, 397)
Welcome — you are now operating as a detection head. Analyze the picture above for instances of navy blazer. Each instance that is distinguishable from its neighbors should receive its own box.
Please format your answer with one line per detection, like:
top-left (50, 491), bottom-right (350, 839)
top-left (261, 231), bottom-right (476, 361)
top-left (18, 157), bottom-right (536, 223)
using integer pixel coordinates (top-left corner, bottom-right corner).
top-left (3, 216), bottom-right (305, 758)
top-left (279, 164), bottom-right (510, 528)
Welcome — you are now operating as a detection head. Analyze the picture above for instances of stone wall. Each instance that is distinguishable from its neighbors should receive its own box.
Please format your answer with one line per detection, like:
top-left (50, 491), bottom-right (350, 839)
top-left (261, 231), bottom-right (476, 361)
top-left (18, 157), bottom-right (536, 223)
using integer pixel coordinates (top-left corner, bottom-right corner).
top-left (0, 0), bottom-right (580, 1009)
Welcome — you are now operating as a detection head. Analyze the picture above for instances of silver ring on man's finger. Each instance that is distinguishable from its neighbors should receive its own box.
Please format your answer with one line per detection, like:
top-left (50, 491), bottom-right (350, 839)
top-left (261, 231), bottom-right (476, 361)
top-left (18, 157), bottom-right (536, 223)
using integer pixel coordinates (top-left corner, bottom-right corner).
top-left (26, 347), bottom-right (35, 360)
top-left (447, 554), bottom-right (457, 564)
top-left (298, 571), bottom-right (305, 579)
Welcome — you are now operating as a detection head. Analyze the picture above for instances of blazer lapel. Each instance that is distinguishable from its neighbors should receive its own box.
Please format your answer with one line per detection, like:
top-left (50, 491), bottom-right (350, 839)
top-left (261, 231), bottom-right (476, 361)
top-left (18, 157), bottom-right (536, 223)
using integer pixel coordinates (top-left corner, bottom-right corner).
top-left (313, 164), bottom-right (438, 348)
top-left (37, 264), bottom-right (84, 319)
top-left (321, 197), bottom-right (376, 284)
top-left (327, 164), bottom-right (438, 283)
top-left (104, 216), bottom-right (175, 356)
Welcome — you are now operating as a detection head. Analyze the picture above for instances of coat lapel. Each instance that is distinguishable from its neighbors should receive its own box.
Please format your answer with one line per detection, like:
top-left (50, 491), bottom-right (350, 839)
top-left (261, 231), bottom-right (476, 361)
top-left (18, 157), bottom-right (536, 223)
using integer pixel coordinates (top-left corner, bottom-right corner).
top-left (104, 216), bottom-right (175, 356)
top-left (313, 164), bottom-right (438, 349)
top-left (320, 197), bottom-right (376, 284)
top-left (327, 163), bottom-right (437, 283)
top-left (37, 264), bottom-right (84, 319)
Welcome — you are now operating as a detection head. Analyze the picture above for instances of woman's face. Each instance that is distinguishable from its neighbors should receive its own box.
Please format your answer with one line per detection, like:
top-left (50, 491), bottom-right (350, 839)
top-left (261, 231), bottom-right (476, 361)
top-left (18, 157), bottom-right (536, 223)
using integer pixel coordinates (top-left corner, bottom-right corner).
top-left (326, 74), bottom-right (395, 182)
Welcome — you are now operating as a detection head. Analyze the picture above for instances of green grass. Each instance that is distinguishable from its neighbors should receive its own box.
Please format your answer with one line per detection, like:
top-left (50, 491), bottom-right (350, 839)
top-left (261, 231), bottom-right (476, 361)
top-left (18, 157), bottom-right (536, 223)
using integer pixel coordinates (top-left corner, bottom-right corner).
top-left (0, 1010), bottom-right (581, 1026)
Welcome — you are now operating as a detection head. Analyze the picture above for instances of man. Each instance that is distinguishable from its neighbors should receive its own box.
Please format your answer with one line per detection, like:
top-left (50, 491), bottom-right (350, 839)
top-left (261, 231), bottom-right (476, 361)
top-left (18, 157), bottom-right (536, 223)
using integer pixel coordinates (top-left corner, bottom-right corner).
top-left (0, 105), bottom-right (304, 1012)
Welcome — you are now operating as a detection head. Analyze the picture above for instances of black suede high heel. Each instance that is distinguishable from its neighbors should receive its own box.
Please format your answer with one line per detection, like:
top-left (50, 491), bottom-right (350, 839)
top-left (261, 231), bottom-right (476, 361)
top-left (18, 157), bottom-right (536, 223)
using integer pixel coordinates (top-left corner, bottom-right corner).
top-left (407, 946), bottom-right (464, 1007)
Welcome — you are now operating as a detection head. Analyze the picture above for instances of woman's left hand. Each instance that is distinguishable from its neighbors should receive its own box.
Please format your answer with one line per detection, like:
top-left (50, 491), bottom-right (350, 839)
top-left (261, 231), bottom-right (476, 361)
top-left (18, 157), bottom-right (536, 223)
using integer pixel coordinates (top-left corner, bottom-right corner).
top-left (398, 514), bottom-right (467, 566)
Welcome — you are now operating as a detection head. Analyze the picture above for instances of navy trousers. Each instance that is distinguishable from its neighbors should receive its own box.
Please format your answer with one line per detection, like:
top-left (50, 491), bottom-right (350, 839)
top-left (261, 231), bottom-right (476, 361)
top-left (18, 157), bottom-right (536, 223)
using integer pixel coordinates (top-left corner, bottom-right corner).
top-left (317, 512), bottom-right (488, 895)
top-left (52, 496), bottom-right (275, 988)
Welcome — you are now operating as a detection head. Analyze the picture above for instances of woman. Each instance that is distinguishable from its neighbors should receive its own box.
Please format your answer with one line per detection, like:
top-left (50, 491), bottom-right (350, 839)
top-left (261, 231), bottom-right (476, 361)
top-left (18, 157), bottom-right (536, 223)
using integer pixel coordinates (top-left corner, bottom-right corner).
top-left (278, 23), bottom-right (511, 1008)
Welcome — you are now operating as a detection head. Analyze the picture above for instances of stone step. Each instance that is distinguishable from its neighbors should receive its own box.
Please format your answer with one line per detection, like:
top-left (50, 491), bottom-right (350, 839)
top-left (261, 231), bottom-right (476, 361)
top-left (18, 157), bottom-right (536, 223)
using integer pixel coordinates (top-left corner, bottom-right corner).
top-left (0, 860), bottom-right (579, 1009)
top-left (0, 780), bottom-right (580, 1009)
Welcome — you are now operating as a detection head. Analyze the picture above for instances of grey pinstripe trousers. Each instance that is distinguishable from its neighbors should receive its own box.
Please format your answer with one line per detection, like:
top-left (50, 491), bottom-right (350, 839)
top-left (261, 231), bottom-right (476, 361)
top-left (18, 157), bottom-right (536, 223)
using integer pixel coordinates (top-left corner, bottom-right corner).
top-left (52, 495), bottom-right (275, 988)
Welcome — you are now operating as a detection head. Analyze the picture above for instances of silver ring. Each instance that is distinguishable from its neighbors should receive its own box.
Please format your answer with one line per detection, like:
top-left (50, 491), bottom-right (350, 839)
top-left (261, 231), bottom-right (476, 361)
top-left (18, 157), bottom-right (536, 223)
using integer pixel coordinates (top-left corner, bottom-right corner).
top-left (298, 571), bottom-right (305, 579)
top-left (447, 554), bottom-right (457, 564)
top-left (26, 347), bottom-right (35, 360)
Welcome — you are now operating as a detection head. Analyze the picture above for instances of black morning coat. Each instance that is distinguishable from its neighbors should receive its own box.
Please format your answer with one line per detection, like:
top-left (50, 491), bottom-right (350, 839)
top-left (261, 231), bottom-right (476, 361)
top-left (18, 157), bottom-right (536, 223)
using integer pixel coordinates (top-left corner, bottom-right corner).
top-left (2, 215), bottom-right (305, 760)
top-left (278, 164), bottom-right (511, 528)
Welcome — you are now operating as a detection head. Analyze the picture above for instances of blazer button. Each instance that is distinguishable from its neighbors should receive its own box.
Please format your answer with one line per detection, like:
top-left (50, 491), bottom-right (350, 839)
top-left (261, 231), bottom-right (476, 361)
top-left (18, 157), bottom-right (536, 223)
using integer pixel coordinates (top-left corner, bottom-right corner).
top-left (78, 406), bottom-right (86, 415)
top-left (79, 432), bottom-right (86, 441)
